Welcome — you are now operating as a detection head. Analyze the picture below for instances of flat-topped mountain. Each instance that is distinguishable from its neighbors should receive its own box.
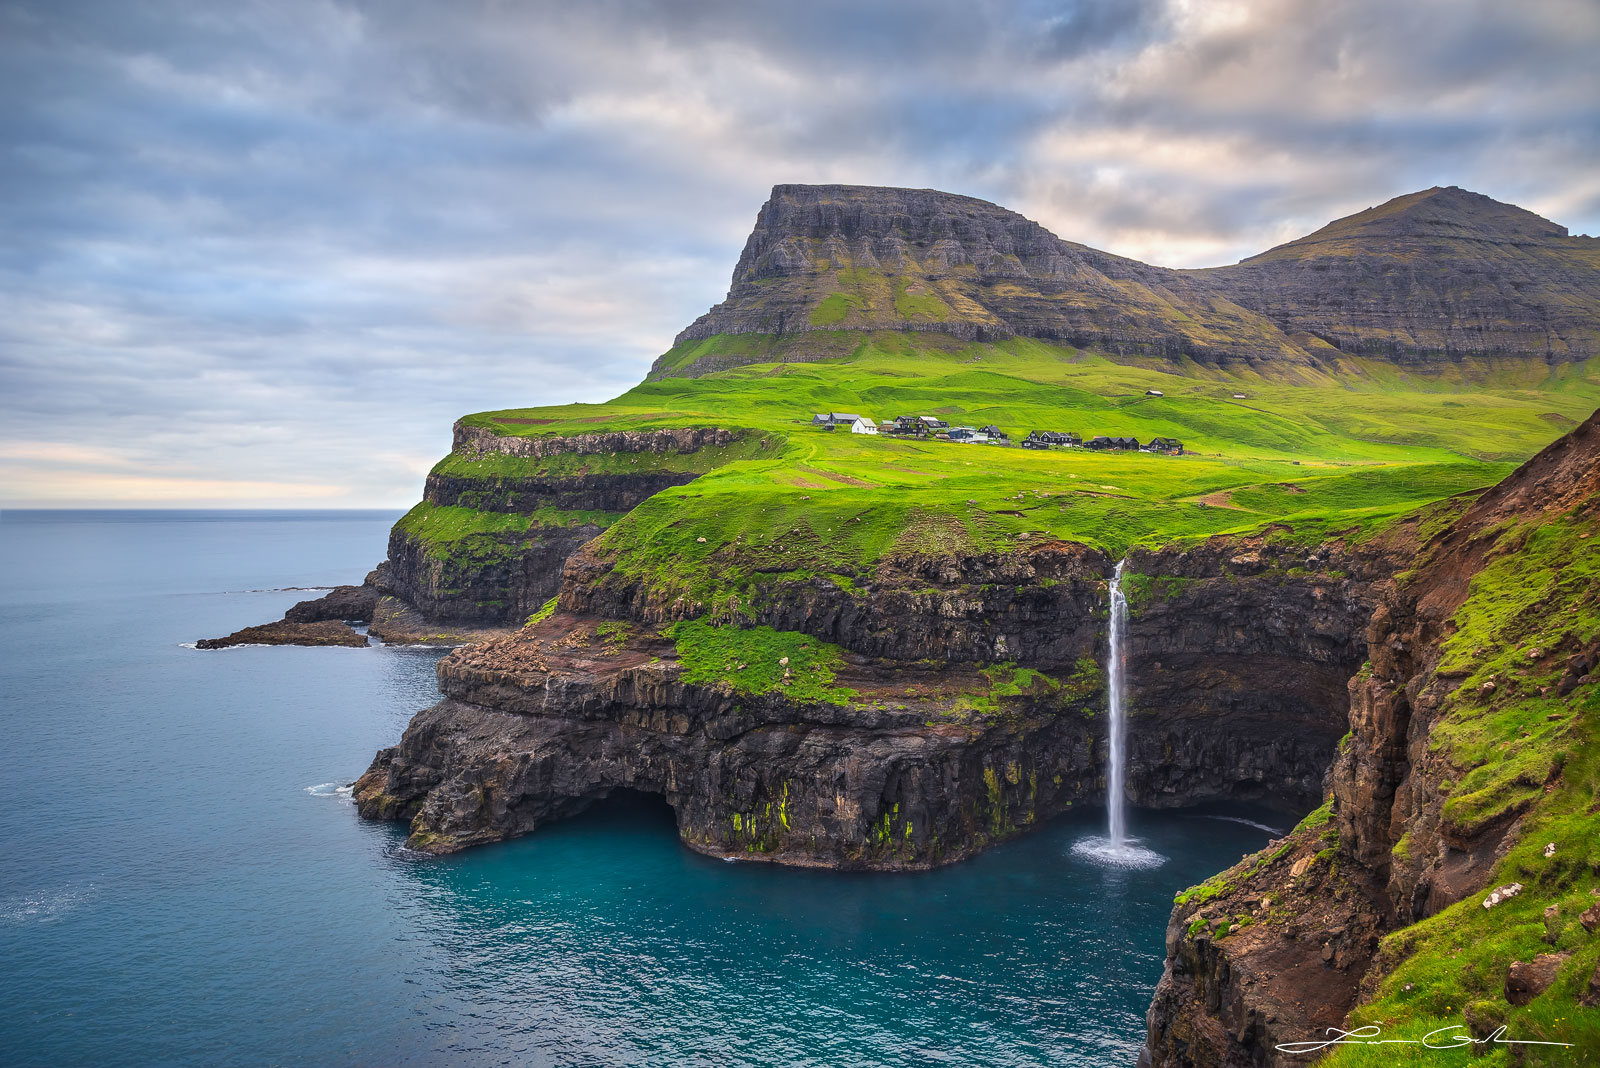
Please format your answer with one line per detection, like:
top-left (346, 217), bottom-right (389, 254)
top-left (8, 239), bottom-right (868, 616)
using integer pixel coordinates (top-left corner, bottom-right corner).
top-left (665, 183), bottom-right (1600, 374)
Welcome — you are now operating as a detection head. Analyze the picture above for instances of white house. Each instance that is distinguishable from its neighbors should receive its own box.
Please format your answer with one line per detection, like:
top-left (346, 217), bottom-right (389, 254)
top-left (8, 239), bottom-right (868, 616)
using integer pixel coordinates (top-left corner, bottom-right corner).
top-left (850, 416), bottom-right (878, 435)
top-left (1145, 389), bottom-right (1164, 397)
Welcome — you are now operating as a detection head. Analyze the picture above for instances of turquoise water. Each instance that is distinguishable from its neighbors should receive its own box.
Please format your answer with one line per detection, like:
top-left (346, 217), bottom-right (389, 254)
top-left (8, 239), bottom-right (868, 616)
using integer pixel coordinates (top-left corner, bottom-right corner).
top-left (0, 511), bottom-right (1281, 1067)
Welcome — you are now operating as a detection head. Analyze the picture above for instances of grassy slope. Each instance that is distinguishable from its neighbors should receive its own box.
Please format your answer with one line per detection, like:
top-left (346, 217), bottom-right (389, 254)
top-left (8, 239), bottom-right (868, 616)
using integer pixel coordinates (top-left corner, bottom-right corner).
top-left (451, 335), bottom-right (1596, 588)
top-left (1325, 510), bottom-right (1600, 1067)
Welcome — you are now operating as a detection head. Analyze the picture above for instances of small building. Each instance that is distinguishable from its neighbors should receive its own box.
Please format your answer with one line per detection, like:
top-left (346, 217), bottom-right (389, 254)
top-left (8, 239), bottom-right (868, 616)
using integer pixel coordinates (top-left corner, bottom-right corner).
top-left (918, 416), bottom-right (950, 431)
top-left (1145, 437), bottom-right (1184, 454)
top-left (1024, 430), bottom-right (1081, 449)
top-left (947, 426), bottom-right (987, 443)
top-left (1145, 389), bottom-right (1164, 397)
top-left (811, 412), bottom-right (862, 429)
top-left (850, 416), bottom-right (878, 435)
top-left (1232, 393), bottom-right (1248, 399)
top-left (1085, 435), bottom-right (1140, 451)
top-left (979, 424), bottom-right (1007, 441)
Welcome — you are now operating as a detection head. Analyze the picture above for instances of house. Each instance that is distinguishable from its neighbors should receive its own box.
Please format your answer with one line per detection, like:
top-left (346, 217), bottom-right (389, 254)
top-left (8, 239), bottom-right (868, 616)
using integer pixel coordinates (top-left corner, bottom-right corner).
top-left (811, 412), bottom-right (862, 429)
top-left (947, 426), bottom-right (986, 443)
top-left (889, 415), bottom-right (925, 435)
top-left (918, 416), bottom-right (950, 431)
top-left (850, 416), bottom-right (878, 435)
top-left (1023, 430), bottom-right (1081, 449)
top-left (979, 424), bottom-right (1007, 441)
top-left (1232, 393), bottom-right (1248, 399)
top-left (1145, 437), bottom-right (1184, 454)
top-left (1145, 389), bottom-right (1164, 397)
top-left (1085, 435), bottom-right (1140, 451)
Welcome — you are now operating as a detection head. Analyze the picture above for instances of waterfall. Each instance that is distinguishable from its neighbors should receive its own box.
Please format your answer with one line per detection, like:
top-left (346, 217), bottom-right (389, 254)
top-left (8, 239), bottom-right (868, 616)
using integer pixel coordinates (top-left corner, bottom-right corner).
top-left (1106, 559), bottom-right (1129, 847)
top-left (1070, 558), bottom-right (1163, 869)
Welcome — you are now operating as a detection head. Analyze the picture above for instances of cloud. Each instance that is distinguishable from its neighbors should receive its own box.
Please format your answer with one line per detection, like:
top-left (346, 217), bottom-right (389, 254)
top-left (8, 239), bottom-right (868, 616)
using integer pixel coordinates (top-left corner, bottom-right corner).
top-left (1, 0), bottom-right (1596, 506)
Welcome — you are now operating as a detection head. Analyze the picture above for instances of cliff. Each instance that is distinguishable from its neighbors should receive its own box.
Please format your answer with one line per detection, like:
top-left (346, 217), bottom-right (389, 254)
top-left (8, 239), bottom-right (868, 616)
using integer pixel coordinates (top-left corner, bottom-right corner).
top-left (353, 524), bottom-right (1422, 864)
top-left (659, 184), bottom-right (1600, 375)
top-left (1142, 409), bottom-right (1600, 1066)
top-left (368, 426), bottom-right (773, 632)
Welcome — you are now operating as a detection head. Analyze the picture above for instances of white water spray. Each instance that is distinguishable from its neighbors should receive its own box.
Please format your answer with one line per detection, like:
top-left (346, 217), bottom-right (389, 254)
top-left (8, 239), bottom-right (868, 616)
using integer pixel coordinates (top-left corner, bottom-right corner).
top-left (1070, 558), bottom-right (1164, 869)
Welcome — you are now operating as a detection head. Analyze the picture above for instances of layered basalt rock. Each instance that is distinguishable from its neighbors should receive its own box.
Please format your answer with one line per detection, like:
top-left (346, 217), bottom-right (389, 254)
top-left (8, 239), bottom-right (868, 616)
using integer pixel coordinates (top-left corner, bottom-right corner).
top-left (1120, 524), bottom-right (1435, 812)
top-left (356, 523), bottom-right (1418, 864)
top-left (196, 619), bottom-right (368, 649)
top-left (1141, 409), bottom-right (1600, 1068)
top-left (378, 426), bottom-right (748, 626)
top-left (561, 537), bottom-right (1113, 668)
top-left (661, 183), bottom-right (1600, 375)
top-left (668, 184), bottom-right (1310, 369)
top-left (1203, 187), bottom-right (1600, 366)
top-left (354, 615), bottom-right (1106, 867)
top-left (379, 519), bottom-right (604, 625)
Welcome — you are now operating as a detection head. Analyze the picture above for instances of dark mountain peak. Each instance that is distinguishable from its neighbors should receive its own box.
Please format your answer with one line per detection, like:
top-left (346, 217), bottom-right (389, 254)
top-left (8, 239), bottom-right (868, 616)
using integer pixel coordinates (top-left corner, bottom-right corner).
top-left (1244, 186), bottom-right (1569, 263)
top-left (663, 181), bottom-right (1600, 375)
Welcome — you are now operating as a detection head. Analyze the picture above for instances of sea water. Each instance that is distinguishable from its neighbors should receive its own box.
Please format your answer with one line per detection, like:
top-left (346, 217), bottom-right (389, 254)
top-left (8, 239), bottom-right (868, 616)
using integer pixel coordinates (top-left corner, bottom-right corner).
top-left (0, 511), bottom-right (1281, 1067)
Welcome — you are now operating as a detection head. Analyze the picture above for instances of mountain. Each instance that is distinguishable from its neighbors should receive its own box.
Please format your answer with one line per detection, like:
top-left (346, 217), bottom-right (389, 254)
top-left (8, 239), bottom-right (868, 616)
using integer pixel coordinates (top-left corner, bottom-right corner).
top-left (1203, 186), bottom-right (1600, 366)
top-left (663, 184), bottom-right (1600, 375)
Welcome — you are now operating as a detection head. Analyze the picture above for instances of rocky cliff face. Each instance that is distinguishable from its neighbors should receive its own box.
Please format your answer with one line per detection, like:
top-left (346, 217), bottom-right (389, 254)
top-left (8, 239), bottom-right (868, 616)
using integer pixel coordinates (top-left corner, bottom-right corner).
top-left (1141, 409), bottom-right (1600, 1067)
top-left (376, 426), bottom-right (753, 626)
top-left (668, 184), bottom-right (1313, 370)
top-left (355, 522), bottom-right (1421, 863)
top-left (1202, 187), bottom-right (1600, 366)
top-left (661, 184), bottom-right (1600, 375)
top-left (354, 615), bottom-right (1105, 866)
top-left (1121, 526), bottom-right (1430, 813)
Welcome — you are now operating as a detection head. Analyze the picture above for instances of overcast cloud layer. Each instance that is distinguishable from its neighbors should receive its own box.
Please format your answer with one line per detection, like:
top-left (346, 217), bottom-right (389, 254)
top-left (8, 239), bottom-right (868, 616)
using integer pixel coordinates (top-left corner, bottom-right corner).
top-left (4, 0), bottom-right (1598, 506)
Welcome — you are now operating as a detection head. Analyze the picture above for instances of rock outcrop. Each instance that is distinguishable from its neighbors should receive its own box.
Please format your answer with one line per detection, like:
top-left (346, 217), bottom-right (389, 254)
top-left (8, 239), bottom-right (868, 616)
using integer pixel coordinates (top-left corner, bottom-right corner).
top-left (354, 614), bottom-right (1104, 866)
top-left (378, 425), bottom-right (761, 627)
top-left (1141, 408), bottom-right (1600, 1067)
top-left (354, 522), bottom-right (1422, 862)
top-left (661, 184), bottom-right (1600, 375)
top-left (197, 619), bottom-right (368, 649)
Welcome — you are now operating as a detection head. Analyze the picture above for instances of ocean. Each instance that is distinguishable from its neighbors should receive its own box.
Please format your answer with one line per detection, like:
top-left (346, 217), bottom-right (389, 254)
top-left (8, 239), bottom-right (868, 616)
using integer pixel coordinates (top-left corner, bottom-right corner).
top-left (0, 510), bottom-right (1280, 1067)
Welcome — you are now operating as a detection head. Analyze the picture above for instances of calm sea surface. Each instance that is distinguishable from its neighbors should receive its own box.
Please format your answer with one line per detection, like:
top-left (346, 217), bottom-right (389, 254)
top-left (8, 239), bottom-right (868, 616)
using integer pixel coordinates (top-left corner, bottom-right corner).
top-left (0, 510), bottom-right (1281, 1067)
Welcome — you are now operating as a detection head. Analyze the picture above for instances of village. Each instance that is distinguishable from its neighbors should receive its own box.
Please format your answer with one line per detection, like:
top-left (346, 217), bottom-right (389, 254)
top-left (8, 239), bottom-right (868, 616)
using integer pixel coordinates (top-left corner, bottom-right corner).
top-left (809, 411), bottom-right (1185, 455)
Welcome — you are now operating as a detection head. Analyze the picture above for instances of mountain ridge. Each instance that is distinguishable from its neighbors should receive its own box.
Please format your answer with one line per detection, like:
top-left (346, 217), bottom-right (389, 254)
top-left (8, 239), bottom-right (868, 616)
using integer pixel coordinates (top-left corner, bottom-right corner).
top-left (666, 183), bottom-right (1600, 374)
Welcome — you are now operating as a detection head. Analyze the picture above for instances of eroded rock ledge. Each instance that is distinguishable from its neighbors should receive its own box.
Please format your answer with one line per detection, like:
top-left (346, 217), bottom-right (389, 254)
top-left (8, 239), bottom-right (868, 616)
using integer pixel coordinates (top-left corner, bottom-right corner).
top-left (354, 614), bottom-right (1102, 867)
top-left (354, 521), bottom-right (1425, 867)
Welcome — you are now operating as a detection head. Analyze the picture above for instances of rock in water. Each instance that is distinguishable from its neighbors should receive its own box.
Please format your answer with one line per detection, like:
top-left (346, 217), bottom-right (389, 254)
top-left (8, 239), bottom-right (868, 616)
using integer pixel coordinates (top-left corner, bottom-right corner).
top-left (196, 620), bottom-right (368, 649)
top-left (284, 585), bottom-right (378, 624)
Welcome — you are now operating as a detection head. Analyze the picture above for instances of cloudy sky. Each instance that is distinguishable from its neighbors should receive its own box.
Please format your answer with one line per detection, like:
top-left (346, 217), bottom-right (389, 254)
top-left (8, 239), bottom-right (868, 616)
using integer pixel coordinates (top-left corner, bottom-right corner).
top-left (3, 0), bottom-right (1597, 507)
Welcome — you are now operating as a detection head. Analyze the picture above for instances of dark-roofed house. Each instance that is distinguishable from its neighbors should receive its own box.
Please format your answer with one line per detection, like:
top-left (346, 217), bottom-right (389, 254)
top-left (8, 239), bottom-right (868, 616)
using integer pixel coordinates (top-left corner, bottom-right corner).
top-left (1145, 437), bottom-right (1184, 454)
top-left (1085, 435), bottom-right (1140, 451)
top-left (1024, 430), bottom-right (1081, 449)
top-left (979, 424), bottom-right (1007, 441)
top-left (918, 416), bottom-right (950, 430)
top-left (811, 412), bottom-right (862, 428)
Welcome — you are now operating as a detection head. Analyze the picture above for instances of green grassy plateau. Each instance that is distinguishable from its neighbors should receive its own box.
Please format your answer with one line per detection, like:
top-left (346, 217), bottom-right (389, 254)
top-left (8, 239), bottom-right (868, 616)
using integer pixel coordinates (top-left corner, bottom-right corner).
top-left (431, 333), bottom-right (1597, 592)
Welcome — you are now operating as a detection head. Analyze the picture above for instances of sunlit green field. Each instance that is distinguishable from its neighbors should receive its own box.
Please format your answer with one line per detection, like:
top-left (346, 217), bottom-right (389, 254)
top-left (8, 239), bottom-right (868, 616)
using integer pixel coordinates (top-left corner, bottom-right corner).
top-left (432, 333), bottom-right (1599, 575)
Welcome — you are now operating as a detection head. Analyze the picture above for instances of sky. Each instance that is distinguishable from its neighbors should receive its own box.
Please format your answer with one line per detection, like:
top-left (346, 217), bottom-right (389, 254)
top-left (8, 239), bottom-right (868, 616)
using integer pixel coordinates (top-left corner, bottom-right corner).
top-left (3, 0), bottom-right (1598, 508)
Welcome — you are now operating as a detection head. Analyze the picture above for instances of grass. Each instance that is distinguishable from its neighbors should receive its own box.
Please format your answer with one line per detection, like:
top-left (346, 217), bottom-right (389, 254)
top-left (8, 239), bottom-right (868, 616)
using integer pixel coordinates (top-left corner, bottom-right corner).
top-left (1315, 507), bottom-right (1600, 1067)
top-left (421, 331), bottom-right (1597, 623)
top-left (666, 619), bottom-right (860, 705)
